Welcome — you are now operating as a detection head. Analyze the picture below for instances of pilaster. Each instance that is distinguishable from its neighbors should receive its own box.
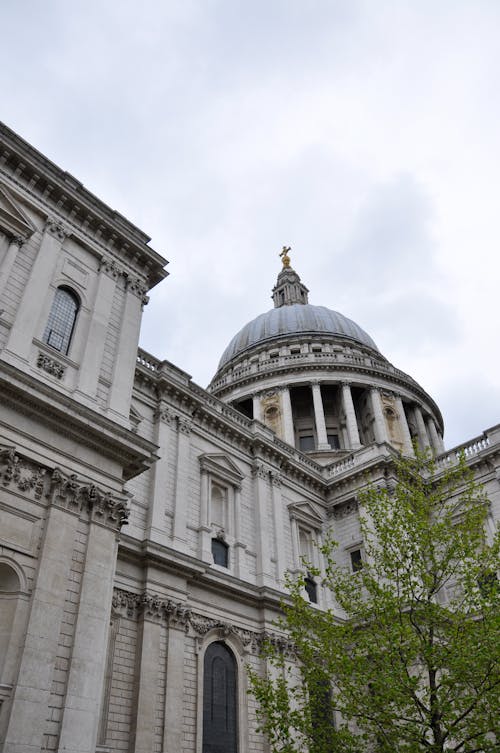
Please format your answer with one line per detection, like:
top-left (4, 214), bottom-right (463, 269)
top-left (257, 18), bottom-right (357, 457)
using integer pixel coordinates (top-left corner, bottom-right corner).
top-left (76, 258), bottom-right (119, 399)
top-left (147, 405), bottom-right (176, 544)
top-left (131, 612), bottom-right (163, 753)
top-left (270, 471), bottom-right (286, 584)
top-left (57, 519), bottom-right (120, 753)
top-left (4, 218), bottom-right (68, 361)
top-left (172, 416), bottom-right (192, 551)
top-left (107, 276), bottom-right (148, 420)
top-left (162, 624), bottom-right (185, 753)
top-left (0, 235), bottom-right (23, 301)
top-left (252, 461), bottom-right (274, 587)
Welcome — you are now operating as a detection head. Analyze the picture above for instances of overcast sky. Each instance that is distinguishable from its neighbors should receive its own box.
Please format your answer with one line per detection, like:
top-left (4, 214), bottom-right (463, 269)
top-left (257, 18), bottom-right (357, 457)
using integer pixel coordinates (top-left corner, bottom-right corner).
top-left (2, 0), bottom-right (499, 449)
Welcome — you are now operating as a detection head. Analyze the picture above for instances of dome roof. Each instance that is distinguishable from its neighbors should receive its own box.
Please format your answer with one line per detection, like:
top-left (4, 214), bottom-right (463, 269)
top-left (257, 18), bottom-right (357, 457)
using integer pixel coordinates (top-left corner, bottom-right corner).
top-left (218, 303), bottom-right (379, 369)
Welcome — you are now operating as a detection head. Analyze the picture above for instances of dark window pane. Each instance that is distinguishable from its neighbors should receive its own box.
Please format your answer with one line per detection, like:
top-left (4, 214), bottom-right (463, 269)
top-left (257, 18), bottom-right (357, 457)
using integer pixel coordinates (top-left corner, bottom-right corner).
top-left (203, 642), bottom-right (237, 753)
top-left (305, 573), bottom-right (318, 603)
top-left (350, 549), bottom-right (363, 572)
top-left (299, 435), bottom-right (315, 451)
top-left (327, 434), bottom-right (340, 449)
top-left (43, 287), bottom-right (79, 355)
top-left (212, 538), bottom-right (229, 568)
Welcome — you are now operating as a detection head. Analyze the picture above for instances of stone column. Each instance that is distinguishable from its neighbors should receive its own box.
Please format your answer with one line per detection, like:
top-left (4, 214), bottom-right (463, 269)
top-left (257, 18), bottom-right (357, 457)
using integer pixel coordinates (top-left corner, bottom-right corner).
top-left (146, 405), bottom-right (176, 545)
top-left (5, 219), bottom-right (67, 360)
top-left (0, 235), bottom-right (23, 300)
top-left (252, 461), bottom-right (274, 587)
top-left (270, 472), bottom-right (286, 584)
top-left (162, 624), bottom-right (185, 753)
top-left (281, 386), bottom-right (295, 446)
top-left (427, 417), bottom-right (444, 454)
top-left (107, 276), bottom-right (148, 420)
top-left (252, 393), bottom-right (261, 422)
top-left (370, 388), bottom-right (389, 443)
top-left (57, 519), bottom-right (120, 753)
top-left (341, 382), bottom-right (361, 448)
top-left (311, 381), bottom-right (330, 450)
top-left (3, 503), bottom-right (79, 753)
top-left (76, 259), bottom-right (119, 399)
top-left (131, 607), bottom-right (162, 753)
top-left (413, 405), bottom-right (431, 451)
top-left (172, 416), bottom-right (191, 551)
top-left (394, 394), bottom-right (414, 455)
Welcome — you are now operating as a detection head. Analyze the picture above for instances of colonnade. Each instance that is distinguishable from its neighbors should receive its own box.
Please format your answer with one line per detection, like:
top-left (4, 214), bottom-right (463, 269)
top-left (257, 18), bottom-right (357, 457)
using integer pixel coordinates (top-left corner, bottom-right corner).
top-left (252, 381), bottom-right (444, 455)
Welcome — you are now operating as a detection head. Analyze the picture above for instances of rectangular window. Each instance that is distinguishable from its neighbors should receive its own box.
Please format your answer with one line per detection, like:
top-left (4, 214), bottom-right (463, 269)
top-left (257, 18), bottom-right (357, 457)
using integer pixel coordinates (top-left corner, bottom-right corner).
top-left (327, 434), bottom-right (340, 449)
top-left (299, 435), bottom-right (315, 451)
top-left (350, 549), bottom-right (363, 572)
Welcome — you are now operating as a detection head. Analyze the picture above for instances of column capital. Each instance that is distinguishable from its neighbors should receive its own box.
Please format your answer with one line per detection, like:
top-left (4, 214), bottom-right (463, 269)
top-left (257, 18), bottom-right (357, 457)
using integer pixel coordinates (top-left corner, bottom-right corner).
top-left (45, 217), bottom-right (69, 241)
top-left (177, 416), bottom-right (192, 435)
top-left (126, 275), bottom-right (150, 306)
top-left (154, 405), bottom-right (176, 425)
top-left (99, 256), bottom-right (123, 279)
top-left (9, 234), bottom-right (25, 248)
top-left (251, 460), bottom-right (268, 480)
top-left (270, 471), bottom-right (282, 487)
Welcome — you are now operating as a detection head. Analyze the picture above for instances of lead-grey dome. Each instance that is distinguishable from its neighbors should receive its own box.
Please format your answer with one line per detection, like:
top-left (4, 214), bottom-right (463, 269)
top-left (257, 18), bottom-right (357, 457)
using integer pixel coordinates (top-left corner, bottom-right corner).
top-left (218, 303), bottom-right (379, 369)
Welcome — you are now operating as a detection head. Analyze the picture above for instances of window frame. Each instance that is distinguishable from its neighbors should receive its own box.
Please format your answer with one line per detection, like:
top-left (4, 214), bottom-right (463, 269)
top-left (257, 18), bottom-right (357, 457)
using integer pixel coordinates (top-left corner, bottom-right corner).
top-left (42, 285), bottom-right (80, 356)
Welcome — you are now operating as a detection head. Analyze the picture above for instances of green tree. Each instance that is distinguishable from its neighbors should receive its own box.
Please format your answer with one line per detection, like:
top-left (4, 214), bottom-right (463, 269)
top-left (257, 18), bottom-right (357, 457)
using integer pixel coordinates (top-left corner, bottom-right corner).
top-left (250, 450), bottom-right (500, 753)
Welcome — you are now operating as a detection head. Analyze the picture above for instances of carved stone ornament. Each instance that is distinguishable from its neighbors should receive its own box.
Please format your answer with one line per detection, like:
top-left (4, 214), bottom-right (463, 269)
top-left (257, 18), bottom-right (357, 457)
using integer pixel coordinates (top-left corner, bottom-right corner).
top-left (270, 471), bottom-right (282, 487)
top-left (99, 257), bottom-right (123, 279)
top-left (0, 445), bottom-right (129, 529)
top-left (154, 406), bottom-right (176, 425)
top-left (126, 276), bottom-right (149, 306)
top-left (251, 460), bottom-right (268, 480)
top-left (46, 217), bottom-right (69, 241)
top-left (112, 587), bottom-right (295, 656)
top-left (177, 416), bottom-right (192, 435)
top-left (37, 352), bottom-right (66, 379)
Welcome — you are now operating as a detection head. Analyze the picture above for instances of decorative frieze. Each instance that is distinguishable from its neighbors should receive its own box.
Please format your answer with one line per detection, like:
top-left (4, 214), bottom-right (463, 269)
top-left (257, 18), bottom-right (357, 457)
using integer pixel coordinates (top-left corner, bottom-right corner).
top-left (112, 587), bottom-right (295, 655)
top-left (0, 445), bottom-right (129, 528)
top-left (37, 352), bottom-right (66, 379)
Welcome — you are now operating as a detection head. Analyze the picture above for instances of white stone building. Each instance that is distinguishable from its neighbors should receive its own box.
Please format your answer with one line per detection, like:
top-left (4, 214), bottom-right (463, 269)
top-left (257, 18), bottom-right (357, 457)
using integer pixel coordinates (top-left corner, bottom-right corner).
top-left (0, 122), bottom-right (498, 753)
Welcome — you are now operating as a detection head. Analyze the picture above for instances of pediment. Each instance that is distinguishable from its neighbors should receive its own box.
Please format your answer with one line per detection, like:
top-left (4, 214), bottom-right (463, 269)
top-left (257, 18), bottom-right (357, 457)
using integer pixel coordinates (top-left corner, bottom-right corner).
top-left (288, 500), bottom-right (325, 527)
top-left (198, 453), bottom-right (244, 486)
top-left (0, 183), bottom-right (36, 239)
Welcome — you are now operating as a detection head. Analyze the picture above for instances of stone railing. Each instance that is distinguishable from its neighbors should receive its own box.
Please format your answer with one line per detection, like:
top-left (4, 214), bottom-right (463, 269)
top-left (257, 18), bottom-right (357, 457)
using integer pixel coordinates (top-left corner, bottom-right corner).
top-left (435, 431), bottom-right (494, 469)
top-left (209, 349), bottom-right (422, 393)
top-left (136, 348), bottom-right (161, 372)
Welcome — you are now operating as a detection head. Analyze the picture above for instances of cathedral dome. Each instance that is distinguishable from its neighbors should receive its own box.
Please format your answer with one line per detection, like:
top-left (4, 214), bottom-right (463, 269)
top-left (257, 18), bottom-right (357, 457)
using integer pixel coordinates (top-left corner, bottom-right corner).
top-left (218, 303), bottom-right (378, 369)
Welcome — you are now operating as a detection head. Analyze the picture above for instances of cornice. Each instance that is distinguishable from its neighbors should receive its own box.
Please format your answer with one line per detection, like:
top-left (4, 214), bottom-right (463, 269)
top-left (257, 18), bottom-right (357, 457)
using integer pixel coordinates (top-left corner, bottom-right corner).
top-left (0, 122), bottom-right (167, 288)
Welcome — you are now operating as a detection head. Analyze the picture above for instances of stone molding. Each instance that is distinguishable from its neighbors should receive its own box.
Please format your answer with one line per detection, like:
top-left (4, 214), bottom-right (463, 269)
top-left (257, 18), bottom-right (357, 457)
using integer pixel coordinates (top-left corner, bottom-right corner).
top-left (98, 257), bottom-right (123, 280)
top-left (111, 587), bottom-right (295, 655)
top-left (0, 445), bottom-right (129, 529)
top-left (37, 352), bottom-right (66, 379)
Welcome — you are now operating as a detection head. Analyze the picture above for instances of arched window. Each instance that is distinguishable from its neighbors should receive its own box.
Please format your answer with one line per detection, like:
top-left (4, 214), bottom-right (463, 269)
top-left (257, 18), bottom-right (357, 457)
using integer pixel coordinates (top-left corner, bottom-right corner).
top-left (43, 286), bottom-right (79, 355)
top-left (203, 642), bottom-right (237, 753)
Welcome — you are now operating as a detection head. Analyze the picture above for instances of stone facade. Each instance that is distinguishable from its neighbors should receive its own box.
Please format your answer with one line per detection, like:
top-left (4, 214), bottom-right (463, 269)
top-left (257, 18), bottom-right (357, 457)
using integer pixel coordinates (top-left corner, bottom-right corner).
top-left (0, 122), bottom-right (499, 753)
